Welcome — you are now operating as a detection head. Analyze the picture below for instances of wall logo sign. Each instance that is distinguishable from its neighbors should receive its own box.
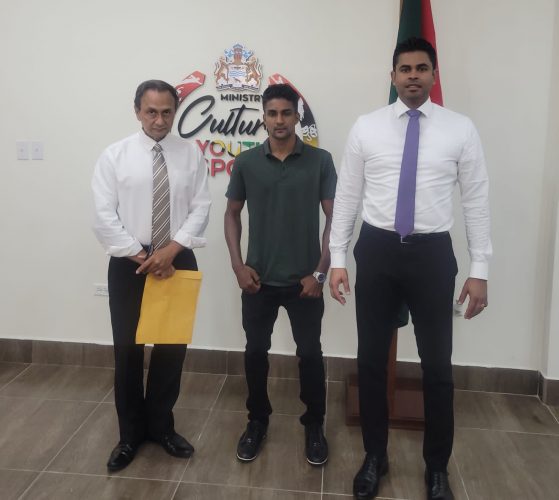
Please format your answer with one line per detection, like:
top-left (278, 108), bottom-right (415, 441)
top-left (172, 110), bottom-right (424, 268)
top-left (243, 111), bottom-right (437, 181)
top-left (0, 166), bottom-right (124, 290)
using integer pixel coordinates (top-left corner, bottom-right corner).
top-left (174, 43), bottom-right (319, 177)
top-left (214, 44), bottom-right (262, 92)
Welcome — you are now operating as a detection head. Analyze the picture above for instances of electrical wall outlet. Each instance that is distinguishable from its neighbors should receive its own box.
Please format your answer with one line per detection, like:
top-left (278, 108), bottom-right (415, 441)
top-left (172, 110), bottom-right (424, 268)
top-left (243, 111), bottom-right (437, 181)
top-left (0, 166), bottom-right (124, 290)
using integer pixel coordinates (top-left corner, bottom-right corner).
top-left (94, 283), bottom-right (109, 297)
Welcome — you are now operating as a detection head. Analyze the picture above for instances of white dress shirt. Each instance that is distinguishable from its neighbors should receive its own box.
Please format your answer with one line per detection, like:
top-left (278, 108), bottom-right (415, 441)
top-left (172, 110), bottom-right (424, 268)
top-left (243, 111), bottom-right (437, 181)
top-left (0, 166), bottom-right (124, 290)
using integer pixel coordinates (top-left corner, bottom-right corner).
top-left (330, 98), bottom-right (492, 279)
top-left (92, 130), bottom-right (211, 257)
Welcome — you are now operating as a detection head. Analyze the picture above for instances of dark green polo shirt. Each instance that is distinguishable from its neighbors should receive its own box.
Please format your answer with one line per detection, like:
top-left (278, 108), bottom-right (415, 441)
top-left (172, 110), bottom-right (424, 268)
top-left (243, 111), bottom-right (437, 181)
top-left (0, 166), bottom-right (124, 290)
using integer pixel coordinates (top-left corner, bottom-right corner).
top-left (226, 137), bottom-right (337, 286)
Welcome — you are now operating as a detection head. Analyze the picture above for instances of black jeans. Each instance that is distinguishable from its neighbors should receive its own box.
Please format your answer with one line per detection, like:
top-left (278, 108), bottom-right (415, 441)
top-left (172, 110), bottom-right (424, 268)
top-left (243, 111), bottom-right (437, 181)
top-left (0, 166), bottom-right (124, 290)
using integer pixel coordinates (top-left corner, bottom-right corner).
top-left (108, 249), bottom-right (197, 445)
top-left (354, 224), bottom-right (457, 471)
top-left (241, 284), bottom-right (326, 426)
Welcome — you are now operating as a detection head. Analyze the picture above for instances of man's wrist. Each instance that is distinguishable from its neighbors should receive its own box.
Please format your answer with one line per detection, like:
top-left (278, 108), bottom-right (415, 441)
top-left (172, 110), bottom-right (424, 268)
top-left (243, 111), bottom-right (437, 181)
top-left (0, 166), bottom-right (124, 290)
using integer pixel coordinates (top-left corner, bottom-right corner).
top-left (312, 271), bottom-right (327, 284)
top-left (232, 262), bottom-right (245, 273)
top-left (167, 240), bottom-right (184, 256)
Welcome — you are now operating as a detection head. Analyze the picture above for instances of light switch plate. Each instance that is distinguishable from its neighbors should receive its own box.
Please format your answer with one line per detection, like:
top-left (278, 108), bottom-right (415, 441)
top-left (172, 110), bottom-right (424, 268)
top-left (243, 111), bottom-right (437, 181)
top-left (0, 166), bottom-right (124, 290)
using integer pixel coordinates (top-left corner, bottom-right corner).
top-left (16, 141), bottom-right (29, 160)
top-left (31, 141), bottom-right (44, 160)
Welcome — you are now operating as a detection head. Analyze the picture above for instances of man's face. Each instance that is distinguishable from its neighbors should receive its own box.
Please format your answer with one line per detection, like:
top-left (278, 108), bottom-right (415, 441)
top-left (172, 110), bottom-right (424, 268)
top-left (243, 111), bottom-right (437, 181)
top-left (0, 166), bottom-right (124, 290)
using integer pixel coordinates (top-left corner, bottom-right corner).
top-left (263, 98), bottom-right (300, 142)
top-left (135, 89), bottom-right (177, 142)
top-left (391, 51), bottom-right (437, 108)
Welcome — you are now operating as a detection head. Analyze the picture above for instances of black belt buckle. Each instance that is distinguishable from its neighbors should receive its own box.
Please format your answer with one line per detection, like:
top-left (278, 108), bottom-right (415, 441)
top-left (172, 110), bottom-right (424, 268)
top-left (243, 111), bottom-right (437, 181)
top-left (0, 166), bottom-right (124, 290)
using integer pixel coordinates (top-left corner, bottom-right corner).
top-left (400, 235), bottom-right (411, 245)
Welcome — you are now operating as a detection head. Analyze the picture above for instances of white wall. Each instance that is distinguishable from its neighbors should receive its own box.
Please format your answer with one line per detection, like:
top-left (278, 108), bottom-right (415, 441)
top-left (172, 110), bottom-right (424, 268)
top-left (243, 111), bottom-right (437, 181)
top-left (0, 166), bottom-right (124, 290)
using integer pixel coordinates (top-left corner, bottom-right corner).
top-left (0, 0), bottom-right (557, 376)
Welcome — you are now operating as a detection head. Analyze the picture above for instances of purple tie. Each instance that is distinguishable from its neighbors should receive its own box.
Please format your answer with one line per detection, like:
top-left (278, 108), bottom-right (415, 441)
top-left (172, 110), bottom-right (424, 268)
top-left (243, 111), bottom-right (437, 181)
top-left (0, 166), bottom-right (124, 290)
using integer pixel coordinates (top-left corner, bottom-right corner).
top-left (394, 109), bottom-right (421, 238)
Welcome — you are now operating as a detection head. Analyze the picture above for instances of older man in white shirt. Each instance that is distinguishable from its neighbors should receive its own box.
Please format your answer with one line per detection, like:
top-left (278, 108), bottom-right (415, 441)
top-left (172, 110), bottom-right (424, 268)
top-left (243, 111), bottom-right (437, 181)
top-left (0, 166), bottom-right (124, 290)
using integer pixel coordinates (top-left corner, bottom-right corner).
top-left (92, 80), bottom-right (210, 472)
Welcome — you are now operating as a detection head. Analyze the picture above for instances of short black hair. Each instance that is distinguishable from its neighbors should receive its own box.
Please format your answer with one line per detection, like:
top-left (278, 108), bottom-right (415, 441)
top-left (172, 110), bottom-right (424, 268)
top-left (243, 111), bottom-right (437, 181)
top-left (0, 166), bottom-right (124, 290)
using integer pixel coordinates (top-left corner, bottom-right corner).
top-left (134, 80), bottom-right (179, 111)
top-left (392, 37), bottom-right (437, 70)
top-left (262, 83), bottom-right (299, 112)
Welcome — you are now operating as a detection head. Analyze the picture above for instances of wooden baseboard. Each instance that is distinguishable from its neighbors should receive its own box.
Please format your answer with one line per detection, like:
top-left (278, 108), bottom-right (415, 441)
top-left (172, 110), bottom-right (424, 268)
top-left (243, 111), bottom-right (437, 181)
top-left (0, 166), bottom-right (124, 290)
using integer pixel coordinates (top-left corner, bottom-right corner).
top-left (0, 338), bottom-right (554, 403)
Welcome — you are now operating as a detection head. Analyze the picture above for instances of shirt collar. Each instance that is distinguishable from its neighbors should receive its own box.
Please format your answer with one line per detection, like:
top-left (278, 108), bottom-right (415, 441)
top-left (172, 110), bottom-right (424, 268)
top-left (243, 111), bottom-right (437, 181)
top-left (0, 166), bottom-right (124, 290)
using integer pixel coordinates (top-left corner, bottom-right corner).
top-left (263, 136), bottom-right (304, 158)
top-left (138, 129), bottom-right (172, 151)
top-left (394, 97), bottom-right (433, 118)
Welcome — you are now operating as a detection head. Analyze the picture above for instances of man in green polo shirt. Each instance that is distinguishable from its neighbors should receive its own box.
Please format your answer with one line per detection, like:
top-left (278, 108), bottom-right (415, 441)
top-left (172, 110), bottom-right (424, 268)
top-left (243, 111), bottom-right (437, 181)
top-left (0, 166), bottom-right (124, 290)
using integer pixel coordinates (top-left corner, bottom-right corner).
top-left (224, 83), bottom-right (337, 466)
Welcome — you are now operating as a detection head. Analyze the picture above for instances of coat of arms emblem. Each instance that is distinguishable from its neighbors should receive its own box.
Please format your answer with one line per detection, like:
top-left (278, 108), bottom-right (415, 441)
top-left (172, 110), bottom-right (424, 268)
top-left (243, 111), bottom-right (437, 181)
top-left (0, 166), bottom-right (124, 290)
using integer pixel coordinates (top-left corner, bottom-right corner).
top-left (214, 44), bottom-right (262, 92)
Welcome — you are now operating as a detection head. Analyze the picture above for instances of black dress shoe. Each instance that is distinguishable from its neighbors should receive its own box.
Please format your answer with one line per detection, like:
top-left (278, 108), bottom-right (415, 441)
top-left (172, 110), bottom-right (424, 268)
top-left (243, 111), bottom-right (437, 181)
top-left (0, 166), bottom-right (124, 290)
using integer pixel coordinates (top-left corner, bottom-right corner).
top-left (425, 470), bottom-right (454, 500)
top-left (107, 442), bottom-right (137, 472)
top-left (236, 420), bottom-right (267, 462)
top-left (160, 432), bottom-right (194, 458)
top-left (353, 454), bottom-right (389, 499)
top-left (305, 423), bottom-right (328, 465)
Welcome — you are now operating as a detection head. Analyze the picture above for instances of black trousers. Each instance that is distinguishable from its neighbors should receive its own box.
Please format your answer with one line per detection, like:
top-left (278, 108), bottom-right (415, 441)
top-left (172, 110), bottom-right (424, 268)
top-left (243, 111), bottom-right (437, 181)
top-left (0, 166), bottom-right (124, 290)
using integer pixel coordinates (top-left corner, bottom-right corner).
top-left (108, 249), bottom-right (197, 445)
top-left (354, 224), bottom-right (457, 471)
top-left (241, 284), bottom-right (326, 426)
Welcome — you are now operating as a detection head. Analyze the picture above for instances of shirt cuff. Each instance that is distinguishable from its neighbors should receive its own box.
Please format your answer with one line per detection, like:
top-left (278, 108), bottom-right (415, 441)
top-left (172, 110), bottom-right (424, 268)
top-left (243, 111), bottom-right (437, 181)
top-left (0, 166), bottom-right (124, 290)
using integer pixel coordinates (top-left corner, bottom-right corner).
top-left (330, 251), bottom-right (347, 269)
top-left (469, 261), bottom-right (488, 280)
top-left (173, 231), bottom-right (207, 249)
top-left (106, 240), bottom-right (143, 258)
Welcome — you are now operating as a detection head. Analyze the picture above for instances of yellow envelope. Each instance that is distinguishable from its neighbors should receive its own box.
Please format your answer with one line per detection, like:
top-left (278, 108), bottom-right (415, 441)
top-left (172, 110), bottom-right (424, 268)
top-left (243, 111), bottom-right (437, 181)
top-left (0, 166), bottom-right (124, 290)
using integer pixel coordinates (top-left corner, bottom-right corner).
top-left (136, 270), bottom-right (202, 345)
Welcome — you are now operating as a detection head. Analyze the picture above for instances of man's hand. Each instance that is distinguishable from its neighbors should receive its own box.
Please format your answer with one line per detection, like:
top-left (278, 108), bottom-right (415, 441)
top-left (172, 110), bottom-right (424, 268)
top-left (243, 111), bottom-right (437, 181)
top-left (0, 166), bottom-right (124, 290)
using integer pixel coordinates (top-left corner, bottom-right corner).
top-left (152, 265), bottom-right (176, 280)
top-left (300, 275), bottom-right (323, 298)
top-left (458, 278), bottom-right (488, 319)
top-left (234, 265), bottom-right (261, 294)
top-left (329, 268), bottom-right (351, 305)
top-left (128, 250), bottom-right (148, 265)
top-left (136, 241), bottom-right (183, 275)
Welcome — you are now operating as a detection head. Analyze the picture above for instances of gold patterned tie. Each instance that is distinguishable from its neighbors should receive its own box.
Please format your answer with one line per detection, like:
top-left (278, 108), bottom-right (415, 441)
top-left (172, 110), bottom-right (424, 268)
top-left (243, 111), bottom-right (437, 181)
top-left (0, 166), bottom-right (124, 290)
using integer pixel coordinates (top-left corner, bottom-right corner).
top-left (151, 143), bottom-right (171, 250)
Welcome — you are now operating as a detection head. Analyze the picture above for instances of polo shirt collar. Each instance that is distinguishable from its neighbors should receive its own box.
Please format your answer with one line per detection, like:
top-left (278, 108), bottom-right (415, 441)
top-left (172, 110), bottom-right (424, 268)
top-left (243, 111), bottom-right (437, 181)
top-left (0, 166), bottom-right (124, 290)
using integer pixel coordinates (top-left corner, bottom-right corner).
top-left (263, 136), bottom-right (304, 158)
top-left (394, 97), bottom-right (433, 118)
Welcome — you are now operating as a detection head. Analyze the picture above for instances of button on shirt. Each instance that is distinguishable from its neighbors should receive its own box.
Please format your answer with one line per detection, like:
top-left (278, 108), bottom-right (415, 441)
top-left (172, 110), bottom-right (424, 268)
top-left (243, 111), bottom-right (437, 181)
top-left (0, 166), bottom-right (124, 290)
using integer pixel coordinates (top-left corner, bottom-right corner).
top-left (92, 130), bottom-right (211, 257)
top-left (330, 98), bottom-right (492, 279)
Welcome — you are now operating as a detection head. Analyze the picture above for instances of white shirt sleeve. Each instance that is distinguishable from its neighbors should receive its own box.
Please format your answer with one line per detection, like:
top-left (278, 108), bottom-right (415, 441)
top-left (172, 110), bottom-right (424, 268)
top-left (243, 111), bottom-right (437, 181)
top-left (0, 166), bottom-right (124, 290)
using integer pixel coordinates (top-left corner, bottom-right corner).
top-left (458, 120), bottom-right (492, 279)
top-left (173, 149), bottom-right (211, 249)
top-left (330, 120), bottom-right (366, 268)
top-left (91, 150), bottom-right (143, 257)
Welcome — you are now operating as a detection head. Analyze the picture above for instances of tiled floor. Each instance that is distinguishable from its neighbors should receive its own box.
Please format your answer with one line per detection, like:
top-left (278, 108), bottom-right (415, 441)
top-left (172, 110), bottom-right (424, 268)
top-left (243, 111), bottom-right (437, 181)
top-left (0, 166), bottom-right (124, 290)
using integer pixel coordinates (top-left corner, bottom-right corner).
top-left (0, 361), bottom-right (558, 500)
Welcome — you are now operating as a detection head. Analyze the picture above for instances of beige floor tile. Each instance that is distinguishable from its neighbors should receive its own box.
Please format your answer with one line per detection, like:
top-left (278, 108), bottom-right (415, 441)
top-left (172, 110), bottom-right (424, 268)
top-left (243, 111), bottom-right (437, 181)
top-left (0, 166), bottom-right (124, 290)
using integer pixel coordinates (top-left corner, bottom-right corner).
top-left (455, 390), bottom-right (559, 434)
top-left (0, 469), bottom-right (39, 500)
top-left (548, 405), bottom-right (559, 421)
top-left (0, 362), bottom-right (29, 388)
top-left (0, 364), bottom-right (114, 402)
top-left (48, 403), bottom-right (209, 481)
top-left (454, 428), bottom-right (559, 500)
top-left (213, 375), bottom-right (305, 416)
top-left (176, 483), bottom-right (321, 499)
top-left (175, 372), bottom-right (225, 410)
top-left (0, 397), bottom-right (96, 469)
top-left (21, 472), bottom-right (177, 499)
top-left (182, 410), bottom-right (322, 492)
top-left (211, 375), bottom-right (245, 412)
